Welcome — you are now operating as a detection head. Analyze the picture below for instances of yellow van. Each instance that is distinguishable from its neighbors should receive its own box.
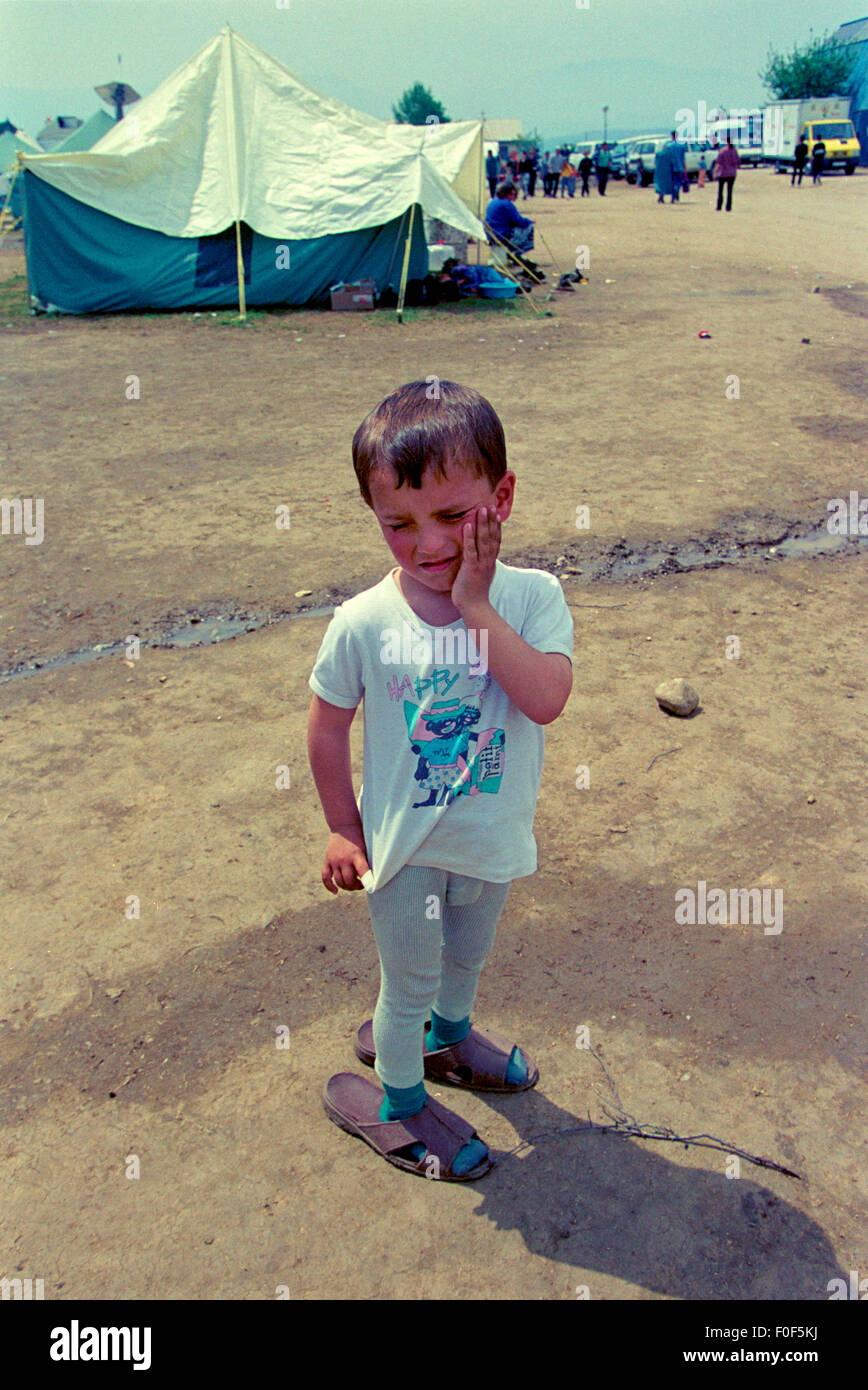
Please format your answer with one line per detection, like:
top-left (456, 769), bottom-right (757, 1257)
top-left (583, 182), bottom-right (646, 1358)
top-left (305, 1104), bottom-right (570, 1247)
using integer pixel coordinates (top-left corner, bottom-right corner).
top-left (801, 118), bottom-right (861, 174)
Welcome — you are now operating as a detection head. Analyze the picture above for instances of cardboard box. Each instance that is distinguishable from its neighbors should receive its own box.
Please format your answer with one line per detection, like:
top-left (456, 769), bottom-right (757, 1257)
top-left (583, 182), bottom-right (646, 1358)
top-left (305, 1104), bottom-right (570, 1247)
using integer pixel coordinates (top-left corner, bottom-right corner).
top-left (330, 278), bottom-right (376, 311)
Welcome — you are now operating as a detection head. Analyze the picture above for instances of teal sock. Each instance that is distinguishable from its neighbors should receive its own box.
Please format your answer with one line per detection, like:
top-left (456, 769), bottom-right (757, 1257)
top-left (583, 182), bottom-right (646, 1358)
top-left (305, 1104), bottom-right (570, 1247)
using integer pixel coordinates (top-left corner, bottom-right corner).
top-left (505, 1047), bottom-right (528, 1085)
top-left (378, 1078), bottom-right (488, 1176)
top-left (378, 1080), bottom-right (426, 1123)
top-left (428, 1011), bottom-right (528, 1086)
top-left (427, 1009), bottom-right (470, 1051)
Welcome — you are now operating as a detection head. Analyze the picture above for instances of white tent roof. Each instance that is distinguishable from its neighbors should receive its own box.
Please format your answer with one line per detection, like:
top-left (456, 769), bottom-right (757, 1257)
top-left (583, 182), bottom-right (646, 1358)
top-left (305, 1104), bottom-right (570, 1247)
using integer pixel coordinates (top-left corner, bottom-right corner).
top-left (20, 26), bottom-right (486, 241)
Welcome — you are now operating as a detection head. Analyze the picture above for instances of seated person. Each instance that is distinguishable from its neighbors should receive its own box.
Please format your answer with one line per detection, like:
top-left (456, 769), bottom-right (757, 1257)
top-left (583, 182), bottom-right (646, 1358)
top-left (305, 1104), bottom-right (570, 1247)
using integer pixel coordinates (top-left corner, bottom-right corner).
top-left (483, 181), bottom-right (544, 279)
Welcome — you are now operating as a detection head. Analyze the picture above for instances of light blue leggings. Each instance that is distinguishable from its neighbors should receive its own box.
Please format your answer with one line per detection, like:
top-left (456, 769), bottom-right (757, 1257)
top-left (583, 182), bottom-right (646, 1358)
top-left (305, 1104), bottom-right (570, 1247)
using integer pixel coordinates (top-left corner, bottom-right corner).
top-left (368, 865), bottom-right (512, 1089)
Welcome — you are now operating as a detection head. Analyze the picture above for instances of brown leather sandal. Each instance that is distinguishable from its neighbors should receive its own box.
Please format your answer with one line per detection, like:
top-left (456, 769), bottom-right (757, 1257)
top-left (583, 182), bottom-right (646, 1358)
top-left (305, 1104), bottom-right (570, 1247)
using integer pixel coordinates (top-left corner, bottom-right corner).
top-left (323, 1072), bottom-right (493, 1181)
top-left (353, 1019), bottom-right (539, 1093)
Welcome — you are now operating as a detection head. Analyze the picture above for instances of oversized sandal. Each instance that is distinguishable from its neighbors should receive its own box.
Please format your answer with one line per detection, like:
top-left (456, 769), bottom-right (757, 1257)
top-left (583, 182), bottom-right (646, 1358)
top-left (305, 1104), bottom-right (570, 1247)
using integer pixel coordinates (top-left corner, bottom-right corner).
top-left (353, 1019), bottom-right (539, 1093)
top-left (323, 1072), bottom-right (492, 1181)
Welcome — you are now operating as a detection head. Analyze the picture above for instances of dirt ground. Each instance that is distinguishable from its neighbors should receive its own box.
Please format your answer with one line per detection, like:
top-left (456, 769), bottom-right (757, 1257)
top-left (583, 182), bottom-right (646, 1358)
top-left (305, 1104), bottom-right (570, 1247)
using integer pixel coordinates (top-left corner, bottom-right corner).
top-left (1, 166), bottom-right (866, 1301)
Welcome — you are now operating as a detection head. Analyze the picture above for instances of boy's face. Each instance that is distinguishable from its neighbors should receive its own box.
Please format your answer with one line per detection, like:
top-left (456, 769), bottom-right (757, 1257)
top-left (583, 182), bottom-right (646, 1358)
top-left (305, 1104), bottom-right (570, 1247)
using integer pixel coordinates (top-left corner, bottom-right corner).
top-left (369, 458), bottom-right (515, 597)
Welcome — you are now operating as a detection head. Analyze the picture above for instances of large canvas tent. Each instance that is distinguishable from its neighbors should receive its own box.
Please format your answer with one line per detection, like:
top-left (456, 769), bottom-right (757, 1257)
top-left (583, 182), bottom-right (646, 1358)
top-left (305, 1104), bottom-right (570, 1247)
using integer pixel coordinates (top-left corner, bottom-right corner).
top-left (19, 26), bottom-right (487, 314)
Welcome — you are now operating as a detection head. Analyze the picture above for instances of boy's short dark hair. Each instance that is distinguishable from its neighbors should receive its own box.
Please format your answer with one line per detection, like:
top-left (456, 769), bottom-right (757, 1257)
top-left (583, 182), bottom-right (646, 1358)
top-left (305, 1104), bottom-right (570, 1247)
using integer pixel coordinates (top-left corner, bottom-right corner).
top-left (495, 180), bottom-right (516, 198)
top-left (352, 380), bottom-right (507, 510)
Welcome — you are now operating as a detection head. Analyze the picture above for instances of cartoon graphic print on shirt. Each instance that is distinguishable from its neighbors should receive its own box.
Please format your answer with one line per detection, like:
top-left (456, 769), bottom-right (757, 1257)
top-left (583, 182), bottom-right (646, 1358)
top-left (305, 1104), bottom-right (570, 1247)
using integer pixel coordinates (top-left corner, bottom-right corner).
top-left (308, 561), bottom-right (574, 892)
top-left (388, 665), bottom-right (505, 809)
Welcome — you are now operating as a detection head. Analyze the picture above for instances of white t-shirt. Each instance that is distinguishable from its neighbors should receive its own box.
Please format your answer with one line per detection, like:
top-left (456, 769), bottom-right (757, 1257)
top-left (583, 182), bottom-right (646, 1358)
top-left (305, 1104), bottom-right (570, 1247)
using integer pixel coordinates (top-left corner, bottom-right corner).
top-left (308, 559), bottom-right (574, 893)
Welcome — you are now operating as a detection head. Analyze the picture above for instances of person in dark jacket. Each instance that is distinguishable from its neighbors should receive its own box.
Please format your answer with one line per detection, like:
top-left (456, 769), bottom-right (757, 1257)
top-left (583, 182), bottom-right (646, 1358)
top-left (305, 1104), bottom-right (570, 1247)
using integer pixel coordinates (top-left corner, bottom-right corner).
top-left (578, 153), bottom-right (593, 197)
top-left (811, 139), bottom-right (826, 184)
top-left (528, 148), bottom-right (539, 198)
top-left (485, 151), bottom-right (499, 198)
top-left (519, 152), bottom-right (534, 199)
top-left (792, 137), bottom-right (808, 186)
top-left (540, 152), bottom-right (552, 197)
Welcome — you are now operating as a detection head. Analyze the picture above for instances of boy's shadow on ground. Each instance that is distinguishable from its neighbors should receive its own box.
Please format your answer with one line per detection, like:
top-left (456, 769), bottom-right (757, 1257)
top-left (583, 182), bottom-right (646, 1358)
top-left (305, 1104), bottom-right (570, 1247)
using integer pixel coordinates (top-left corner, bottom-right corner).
top-left (470, 1088), bottom-right (844, 1299)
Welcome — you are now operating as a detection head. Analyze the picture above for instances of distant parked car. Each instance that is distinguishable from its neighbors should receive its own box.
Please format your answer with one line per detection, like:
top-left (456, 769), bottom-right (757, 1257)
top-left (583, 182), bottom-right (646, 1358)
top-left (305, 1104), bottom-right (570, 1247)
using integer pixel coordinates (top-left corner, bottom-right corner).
top-left (626, 135), bottom-right (670, 185)
top-left (609, 142), bottom-right (631, 177)
top-left (625, 137), bottom-right (721, 186)
top-left (683, 139), bottom-right (720, 178)
top-left (621, 137), bottom-right (644, 182)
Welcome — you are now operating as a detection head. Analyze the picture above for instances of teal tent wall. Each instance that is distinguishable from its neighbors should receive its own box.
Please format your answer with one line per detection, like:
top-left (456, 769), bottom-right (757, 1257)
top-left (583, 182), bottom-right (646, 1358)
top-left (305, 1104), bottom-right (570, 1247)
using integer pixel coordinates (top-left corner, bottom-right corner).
top-left (8, 174), bottom-right (23, 221)
top-left (848, 40), bottom-right (868, 164)
top-left (23, 171), bottom-right (429, 312)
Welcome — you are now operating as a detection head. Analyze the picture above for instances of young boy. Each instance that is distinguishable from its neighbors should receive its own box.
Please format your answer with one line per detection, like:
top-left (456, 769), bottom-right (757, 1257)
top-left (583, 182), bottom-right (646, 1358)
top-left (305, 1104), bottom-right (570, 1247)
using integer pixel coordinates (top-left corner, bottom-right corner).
top-left (307, 381), bottom-right (574, 1181)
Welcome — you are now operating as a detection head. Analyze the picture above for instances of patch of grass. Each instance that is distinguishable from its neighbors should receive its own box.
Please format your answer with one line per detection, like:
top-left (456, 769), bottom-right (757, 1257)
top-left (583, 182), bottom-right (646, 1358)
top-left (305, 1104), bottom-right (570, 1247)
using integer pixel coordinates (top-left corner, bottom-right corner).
top-left (370, 297), bottom-right (524, 324)
top-left (215, 309), bottom-right (269, 326)
top-left (0, 273), bottom-right (30, 321)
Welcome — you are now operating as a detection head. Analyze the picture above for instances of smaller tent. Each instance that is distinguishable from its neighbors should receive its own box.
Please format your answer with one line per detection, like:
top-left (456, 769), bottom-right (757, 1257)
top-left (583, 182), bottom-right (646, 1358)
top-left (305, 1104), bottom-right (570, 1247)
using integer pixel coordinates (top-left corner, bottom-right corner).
top-left (0, 128), bottom-right (41, 222)
top-left (36, 116), bottom-right (84, 150)
top-left (55, 109), bottom-right (115, 152)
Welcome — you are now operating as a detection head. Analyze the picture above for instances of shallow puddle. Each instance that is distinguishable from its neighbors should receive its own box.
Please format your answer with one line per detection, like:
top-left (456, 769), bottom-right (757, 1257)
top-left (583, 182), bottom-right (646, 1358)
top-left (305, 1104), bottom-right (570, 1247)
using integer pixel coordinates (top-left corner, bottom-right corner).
top-left (1, 524), bottom-right (865, 684)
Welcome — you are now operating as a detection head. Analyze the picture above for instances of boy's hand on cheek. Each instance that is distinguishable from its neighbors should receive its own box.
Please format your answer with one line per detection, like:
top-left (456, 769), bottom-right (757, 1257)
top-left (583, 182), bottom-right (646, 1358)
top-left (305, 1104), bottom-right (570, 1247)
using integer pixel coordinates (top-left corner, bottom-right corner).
top-left (452, 506), bottom-right (500, 616)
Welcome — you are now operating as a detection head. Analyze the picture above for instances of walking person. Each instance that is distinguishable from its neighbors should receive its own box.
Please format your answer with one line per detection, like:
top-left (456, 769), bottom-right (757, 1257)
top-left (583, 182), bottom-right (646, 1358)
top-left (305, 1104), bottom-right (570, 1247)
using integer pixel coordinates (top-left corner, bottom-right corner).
top-left (519, 151), bottom-right (533, 200)
top-left (792, 136), bottom-right (808, 187)
top-left (714, 136), bottom-right (740, 211)
top-left (528, 148), bottom-right (539, 198)
top-left (541, 152), bottom-right (552, 197)
top-left (811, 138), bottom-right (826, 184)
top-left (549, 148), bottom-right (565, 198)
top-left (666, 131), bottom-right (686, 203)
top-left (485, 150), bottom-right (499, 199)
top-left (560, 159), bottom-right (577, 197)
top-left (595, 142), bottom-right (612, 195)
top-left (654, 143), bottom-right (673, 203)
top-left (578, 153), bottom-right (593, 197)
top-left (697, 152), bottom-right (708, 188)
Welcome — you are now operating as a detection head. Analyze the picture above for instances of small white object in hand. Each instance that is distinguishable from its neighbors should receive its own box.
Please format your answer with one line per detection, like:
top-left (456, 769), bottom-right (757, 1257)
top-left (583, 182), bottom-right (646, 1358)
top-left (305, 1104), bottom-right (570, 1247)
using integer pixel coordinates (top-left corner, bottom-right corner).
top-left (361, 871), bottom-right (375, 892)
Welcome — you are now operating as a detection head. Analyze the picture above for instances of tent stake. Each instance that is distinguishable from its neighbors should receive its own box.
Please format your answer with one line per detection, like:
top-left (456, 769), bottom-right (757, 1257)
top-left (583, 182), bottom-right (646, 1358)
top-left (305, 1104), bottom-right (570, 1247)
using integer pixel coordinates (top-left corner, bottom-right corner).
top-left (234, 219), bottom-right (247, 320)
top-left (396, 203), bottom-right (416, 323)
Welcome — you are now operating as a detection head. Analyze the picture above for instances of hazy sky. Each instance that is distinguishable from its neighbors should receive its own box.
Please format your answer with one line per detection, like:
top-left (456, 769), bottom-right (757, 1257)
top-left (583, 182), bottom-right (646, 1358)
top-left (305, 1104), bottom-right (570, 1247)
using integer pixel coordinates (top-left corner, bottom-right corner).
top-left (1, 0), bottom-right (859, 142)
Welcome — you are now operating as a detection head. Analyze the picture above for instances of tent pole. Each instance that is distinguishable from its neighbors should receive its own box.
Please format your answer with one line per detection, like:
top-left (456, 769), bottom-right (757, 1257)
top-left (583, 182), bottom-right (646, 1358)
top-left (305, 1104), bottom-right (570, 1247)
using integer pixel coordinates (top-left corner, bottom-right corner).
top-left (384, 206), bottom-right (408, 289)
top-left (396, 203), bottom-right (416, 323)
top-left (234, 220), bottom-right (247, 320)
top-left (477, 113), bottom-right (484, 266)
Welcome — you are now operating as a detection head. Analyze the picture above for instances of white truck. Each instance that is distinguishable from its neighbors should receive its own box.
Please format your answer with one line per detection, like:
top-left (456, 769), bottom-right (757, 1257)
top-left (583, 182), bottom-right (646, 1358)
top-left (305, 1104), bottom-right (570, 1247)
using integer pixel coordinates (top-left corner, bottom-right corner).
top-left (705, 113), bottom-right (764, 166)
top-left (762, 96), bottom-right (860, 174)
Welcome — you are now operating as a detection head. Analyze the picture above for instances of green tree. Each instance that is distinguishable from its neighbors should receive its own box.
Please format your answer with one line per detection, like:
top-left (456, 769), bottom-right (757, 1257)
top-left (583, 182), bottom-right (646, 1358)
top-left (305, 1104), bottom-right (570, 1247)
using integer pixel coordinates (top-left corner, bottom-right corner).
top-left (392, 83), bottom-right (449, 125)
top-left (760, 31), bottom-right (856, 100)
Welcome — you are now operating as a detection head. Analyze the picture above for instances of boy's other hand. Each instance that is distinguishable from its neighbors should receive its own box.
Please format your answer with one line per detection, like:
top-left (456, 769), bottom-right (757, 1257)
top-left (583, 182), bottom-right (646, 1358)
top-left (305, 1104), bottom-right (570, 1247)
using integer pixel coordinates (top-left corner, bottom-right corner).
top-left (451, 505), bottom-right (501, 615)
top-left (322, 827), bottom-right (371, 894)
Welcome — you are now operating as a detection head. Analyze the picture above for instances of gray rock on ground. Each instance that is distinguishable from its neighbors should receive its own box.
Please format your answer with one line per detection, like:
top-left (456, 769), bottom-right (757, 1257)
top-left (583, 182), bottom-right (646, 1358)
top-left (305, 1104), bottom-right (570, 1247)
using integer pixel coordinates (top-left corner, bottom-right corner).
top-left (655, 677), bottom-right (699, 716)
